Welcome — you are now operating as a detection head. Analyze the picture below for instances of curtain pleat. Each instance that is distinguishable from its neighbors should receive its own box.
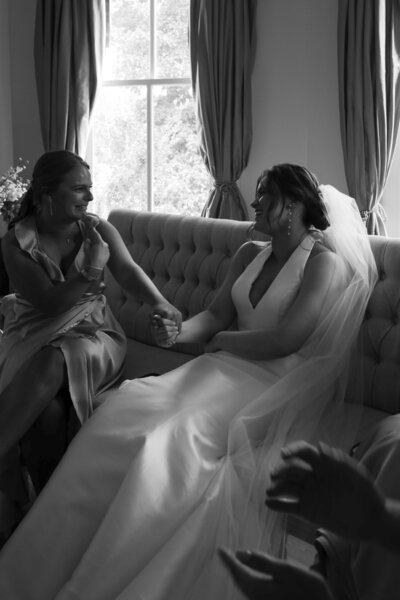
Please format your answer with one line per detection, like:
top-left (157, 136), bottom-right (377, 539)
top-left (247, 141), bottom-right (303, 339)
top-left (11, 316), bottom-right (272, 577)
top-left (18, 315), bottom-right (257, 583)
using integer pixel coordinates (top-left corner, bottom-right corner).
top-left (190, 0), bottom-right (257, 220)
top-left (34, 0), bottom-right (106, 156)
top-left (338, 0), bottom-right (400, 234)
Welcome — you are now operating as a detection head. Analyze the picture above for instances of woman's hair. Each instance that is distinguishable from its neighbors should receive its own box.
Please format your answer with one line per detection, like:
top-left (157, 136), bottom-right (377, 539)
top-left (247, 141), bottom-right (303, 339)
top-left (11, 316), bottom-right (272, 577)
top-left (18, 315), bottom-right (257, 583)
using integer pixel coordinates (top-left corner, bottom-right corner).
top-left (11, 150), bottom-right (90, 227)
top-left (255, 163), bottom-right (330, 231)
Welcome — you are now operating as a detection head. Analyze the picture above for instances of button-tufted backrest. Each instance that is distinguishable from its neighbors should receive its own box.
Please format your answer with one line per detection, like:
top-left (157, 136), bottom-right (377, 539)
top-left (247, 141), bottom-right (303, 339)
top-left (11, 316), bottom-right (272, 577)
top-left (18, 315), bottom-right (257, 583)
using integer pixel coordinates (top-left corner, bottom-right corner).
top-left (105, 211), bottom-right (400, 414)
top-left (353, 236), bottom-right (400, 414)
top-left (105, 210), bottom-right (251, 353)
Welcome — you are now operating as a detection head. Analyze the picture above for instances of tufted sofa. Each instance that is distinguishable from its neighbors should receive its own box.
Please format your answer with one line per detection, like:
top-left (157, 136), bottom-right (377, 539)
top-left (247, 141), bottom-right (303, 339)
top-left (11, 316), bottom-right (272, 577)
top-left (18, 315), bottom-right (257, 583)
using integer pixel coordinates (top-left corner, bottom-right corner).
top-left (105, 209), bottom-right (400, 421)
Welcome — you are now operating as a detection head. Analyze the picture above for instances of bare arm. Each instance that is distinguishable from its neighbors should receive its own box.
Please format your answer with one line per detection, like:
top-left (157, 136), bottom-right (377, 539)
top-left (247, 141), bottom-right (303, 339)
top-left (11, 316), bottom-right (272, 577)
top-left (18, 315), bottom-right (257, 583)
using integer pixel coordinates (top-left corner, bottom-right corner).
top-left (97, 219), bottom-right (182, 324)
top-left (170, 243), bottom-right (259, 345)
top-left (206, 251), bottom-right (345, 360)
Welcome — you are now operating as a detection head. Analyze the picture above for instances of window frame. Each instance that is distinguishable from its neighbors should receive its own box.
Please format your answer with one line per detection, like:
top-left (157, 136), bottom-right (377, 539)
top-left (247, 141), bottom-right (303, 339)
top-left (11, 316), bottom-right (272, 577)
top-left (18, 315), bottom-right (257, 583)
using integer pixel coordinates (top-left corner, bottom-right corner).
top-left (89, 0), bottom-right (193, 213)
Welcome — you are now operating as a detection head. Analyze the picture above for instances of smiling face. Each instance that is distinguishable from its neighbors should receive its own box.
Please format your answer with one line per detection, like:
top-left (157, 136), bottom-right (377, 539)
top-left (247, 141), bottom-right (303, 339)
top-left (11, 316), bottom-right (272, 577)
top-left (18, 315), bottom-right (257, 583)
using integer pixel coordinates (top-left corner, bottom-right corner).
top-left (49, 165), bottom-right (93, 222)
top-left (251, 176), bottom-right (288, 236)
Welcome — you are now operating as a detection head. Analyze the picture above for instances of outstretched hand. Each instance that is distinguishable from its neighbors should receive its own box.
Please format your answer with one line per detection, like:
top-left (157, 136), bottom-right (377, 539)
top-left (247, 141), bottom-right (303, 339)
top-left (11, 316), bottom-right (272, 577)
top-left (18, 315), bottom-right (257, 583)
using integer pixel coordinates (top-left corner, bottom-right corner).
top-left (265, 441), bottom-right (386, 541)
top-left (218, 548), bottom-right (333, 600)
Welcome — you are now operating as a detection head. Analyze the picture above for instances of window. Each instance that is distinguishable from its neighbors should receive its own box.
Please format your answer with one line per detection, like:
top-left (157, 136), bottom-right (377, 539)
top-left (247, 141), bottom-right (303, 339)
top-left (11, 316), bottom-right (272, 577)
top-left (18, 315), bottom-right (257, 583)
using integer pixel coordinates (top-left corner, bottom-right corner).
top-left (90, 0), bottom-right (211, 218)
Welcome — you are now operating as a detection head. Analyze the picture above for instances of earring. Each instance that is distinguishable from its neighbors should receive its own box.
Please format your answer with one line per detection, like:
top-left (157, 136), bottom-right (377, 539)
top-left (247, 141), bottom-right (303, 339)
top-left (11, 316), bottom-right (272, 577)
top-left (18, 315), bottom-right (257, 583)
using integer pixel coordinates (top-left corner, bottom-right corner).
top-left (287, 202), bottom-right (294, 237)
top-left (49, 198), bottom-right (53, 217)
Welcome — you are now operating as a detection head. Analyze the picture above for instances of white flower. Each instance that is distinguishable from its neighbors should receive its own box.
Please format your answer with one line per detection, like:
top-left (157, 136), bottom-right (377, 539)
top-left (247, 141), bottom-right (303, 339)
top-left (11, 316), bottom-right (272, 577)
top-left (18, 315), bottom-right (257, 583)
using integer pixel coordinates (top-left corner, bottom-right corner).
top-left (0, 160), bottom-right (30, 223)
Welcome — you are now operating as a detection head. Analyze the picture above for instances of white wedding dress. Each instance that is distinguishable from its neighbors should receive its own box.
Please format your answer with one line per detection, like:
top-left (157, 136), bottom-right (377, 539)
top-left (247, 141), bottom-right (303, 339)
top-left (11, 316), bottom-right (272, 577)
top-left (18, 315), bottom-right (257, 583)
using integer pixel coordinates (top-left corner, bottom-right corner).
top-left (0, 188), bottom-right (377, 600)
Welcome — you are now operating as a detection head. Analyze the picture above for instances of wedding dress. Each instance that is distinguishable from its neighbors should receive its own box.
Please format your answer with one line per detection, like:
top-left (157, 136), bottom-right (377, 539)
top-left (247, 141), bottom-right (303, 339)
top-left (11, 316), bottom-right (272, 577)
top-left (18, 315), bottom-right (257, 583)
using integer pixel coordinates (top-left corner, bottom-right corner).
top-left (0, 187), bottom-right (377, 600)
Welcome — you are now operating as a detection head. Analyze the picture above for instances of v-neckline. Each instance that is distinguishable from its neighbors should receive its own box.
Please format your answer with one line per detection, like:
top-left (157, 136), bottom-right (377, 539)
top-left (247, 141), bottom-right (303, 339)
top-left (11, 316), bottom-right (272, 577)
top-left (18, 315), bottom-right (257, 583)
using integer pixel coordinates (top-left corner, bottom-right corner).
top-left (34, 220), bottom-right (84, 277)
top-left (248, 236), bottom-right (312, 309)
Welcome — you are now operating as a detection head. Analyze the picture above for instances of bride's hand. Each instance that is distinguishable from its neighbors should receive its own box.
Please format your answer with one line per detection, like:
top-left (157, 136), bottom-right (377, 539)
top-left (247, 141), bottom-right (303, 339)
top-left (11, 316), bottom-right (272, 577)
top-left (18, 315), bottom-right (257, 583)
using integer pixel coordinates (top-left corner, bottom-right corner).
top-left (151, 315), bottom-right (179, 348)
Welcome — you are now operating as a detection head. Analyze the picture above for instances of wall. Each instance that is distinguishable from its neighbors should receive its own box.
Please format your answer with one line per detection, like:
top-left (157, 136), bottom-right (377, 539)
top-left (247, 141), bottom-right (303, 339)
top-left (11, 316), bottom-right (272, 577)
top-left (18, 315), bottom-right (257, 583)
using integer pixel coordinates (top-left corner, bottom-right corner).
top-left (382, 130), bottom-right (400, 238)
top-left (239, 0), bottom-right (347, 211)
top-left (0, 0), bottom-right (13, 173)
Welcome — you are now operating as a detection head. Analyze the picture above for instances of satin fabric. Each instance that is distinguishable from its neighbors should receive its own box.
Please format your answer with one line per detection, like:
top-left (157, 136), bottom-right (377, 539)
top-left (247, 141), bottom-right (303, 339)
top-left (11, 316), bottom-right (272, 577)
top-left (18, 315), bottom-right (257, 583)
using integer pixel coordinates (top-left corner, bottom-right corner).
top-left (0, 216), bottom-right (126, 535)
top-left (0, 234), bottom-right (365, 600)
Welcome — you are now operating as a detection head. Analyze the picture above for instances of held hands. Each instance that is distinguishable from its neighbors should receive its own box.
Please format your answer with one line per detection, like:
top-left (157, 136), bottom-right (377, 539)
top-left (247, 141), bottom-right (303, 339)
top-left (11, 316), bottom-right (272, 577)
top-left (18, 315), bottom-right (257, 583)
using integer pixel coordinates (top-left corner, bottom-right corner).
top-left (82, 214), bottom-right (110, 270)
top-left (150, 302), bottom-right (182, 348)
top-left (218, 548), bottom-right (333, 600)
top-left (265, 441), bottom-right (386, 542)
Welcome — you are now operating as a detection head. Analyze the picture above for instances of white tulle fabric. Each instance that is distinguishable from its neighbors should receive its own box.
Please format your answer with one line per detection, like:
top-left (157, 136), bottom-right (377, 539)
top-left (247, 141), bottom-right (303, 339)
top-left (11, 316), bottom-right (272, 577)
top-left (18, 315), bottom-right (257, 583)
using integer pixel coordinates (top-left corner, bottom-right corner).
top-left (0, 187), bottom-right (378, 600)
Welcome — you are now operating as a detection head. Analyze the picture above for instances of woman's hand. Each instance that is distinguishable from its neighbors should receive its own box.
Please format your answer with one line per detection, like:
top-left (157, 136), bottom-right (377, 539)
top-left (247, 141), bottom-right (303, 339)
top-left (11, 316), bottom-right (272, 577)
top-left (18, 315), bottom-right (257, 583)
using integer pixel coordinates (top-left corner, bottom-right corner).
top-left (218, 548), bottom-right (333, 600)
top-left (151, 316), bottom-right (180, 348)
top-left (152, 301), bottom-right (182, 332)
top-left (82, 215), bottom-right (110, 270)
top-left (265, 441), bottom-right (386, 542)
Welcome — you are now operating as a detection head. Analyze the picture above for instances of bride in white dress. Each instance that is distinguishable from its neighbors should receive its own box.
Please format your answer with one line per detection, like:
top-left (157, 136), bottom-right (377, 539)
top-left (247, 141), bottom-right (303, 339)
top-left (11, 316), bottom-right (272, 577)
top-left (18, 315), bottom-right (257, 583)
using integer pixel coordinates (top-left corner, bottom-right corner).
top-left (0, 164), bottom-right (377, 600)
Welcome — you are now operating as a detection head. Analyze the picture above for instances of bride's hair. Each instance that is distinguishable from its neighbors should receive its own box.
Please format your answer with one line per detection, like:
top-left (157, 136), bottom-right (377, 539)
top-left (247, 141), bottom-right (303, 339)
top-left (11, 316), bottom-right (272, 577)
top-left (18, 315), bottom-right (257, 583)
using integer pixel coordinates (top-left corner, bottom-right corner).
top-left (10, 150), bottom-right (90, 228)
top-left (256, 163), bottom-right (330, 231)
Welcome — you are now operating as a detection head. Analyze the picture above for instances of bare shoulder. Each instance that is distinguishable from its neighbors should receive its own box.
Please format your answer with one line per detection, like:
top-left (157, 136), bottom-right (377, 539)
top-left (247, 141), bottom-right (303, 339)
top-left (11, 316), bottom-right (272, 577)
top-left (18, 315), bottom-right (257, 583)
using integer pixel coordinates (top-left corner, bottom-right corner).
top-left (308, 241), bottom-right (342, 266)
top-left (235, 240), bottom-right (268, 268)
top-left (306, 242), bottom-right (346, 283)
top-left (94, 217), bottom-right (120, 241)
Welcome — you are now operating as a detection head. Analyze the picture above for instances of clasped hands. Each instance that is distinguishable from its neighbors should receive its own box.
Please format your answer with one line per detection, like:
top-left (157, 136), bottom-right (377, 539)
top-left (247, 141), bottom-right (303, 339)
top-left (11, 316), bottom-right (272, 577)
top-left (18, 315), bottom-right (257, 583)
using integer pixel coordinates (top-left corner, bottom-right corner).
top-left (151, 308), bottom-right (183, 348)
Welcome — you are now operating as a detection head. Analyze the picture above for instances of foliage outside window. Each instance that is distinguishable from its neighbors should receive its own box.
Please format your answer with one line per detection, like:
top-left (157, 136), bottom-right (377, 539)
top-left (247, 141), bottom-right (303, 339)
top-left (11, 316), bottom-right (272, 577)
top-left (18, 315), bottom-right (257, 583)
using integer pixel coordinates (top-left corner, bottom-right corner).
top-left (90, 0), bottom-right (211, 218)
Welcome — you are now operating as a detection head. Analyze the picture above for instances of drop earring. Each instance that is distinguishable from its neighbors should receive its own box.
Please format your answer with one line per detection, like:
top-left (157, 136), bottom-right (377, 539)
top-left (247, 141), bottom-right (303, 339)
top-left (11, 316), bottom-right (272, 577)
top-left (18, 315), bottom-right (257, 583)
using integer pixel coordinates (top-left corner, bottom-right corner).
top-left (49, 198), bottom-right (53, 217)
top-left (287, 202), bottom-right (294, 237)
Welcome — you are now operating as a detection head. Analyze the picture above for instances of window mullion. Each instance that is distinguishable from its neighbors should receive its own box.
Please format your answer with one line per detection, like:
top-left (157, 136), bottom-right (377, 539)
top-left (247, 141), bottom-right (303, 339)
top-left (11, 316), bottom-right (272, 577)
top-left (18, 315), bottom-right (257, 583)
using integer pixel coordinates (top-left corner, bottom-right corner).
top-left (147, 83), bottom-right (153, 212)
top-left (147, 0), bottom-right (156, 211)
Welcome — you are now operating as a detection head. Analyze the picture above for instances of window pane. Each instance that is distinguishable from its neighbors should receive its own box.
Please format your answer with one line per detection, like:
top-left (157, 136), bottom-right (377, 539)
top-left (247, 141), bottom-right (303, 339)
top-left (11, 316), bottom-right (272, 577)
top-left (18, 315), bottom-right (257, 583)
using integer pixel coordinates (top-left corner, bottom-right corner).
top-left (153, 85), bottom-right (211, 215)
top-left (92, 86), bottom-right (147, 218)
top-left (156, 0), bottom-right (190, 78)
top-left (104, 0), bottom-right (150, 80)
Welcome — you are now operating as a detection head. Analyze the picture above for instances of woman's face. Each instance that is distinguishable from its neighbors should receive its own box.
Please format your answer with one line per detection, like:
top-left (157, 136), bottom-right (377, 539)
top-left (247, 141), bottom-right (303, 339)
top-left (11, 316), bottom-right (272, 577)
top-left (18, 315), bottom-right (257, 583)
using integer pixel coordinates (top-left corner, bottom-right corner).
top-left (48, 165), bottom-right (93, 222)
top-left (251, 180), bottom-right (287, 235)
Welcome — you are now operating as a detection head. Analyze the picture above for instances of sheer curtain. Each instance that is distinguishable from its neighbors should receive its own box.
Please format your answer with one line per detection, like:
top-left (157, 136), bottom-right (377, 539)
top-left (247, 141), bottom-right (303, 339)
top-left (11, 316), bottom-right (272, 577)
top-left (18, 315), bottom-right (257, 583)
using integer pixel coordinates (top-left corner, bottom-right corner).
top-left (34, 0), bottom-right (106, 156)
top-left (338, 0), bottom-right (400, 235)
top-left (190, 0), bottom-right (257, 220)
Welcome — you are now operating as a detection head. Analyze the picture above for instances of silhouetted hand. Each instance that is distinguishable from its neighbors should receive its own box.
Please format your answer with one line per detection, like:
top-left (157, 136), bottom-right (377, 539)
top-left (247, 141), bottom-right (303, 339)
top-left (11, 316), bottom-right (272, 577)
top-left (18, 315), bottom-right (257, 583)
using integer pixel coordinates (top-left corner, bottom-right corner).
top-left (218, 548), bottom-right (333, 600)
top-left (265, 441), bottom-right (386, 542)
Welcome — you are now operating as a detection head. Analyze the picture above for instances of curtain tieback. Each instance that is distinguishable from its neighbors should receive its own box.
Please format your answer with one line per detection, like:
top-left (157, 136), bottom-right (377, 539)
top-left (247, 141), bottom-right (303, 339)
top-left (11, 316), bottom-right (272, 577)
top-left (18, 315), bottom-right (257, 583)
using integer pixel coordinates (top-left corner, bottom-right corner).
top-left (214, 181), bottom-right (238, 194)
top-left (360, 204), bottom-right (387, 223)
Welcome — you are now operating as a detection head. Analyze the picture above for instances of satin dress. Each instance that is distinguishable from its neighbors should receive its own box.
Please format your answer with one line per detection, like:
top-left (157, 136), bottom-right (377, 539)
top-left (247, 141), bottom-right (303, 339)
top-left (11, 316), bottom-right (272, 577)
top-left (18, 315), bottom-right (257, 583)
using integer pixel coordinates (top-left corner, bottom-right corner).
top-left (0, 216), bottom-right (126, 536)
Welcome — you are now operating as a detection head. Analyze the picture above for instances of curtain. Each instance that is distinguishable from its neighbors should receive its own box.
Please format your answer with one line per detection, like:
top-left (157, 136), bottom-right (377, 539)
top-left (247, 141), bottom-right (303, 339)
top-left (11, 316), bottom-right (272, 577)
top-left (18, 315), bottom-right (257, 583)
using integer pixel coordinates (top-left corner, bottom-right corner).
top-left (34, 0), bottom-right (106, 156)
top-left (190, 0), bottom-right (257, 220)
top-left (338, 0), bottom-right (400, 235)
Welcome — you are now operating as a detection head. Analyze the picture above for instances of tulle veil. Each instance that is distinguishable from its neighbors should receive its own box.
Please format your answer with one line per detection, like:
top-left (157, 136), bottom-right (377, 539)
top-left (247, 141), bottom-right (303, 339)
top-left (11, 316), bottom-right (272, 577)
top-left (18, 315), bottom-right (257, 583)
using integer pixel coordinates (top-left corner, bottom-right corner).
top-left (208, 185), bottom-right (378, 596)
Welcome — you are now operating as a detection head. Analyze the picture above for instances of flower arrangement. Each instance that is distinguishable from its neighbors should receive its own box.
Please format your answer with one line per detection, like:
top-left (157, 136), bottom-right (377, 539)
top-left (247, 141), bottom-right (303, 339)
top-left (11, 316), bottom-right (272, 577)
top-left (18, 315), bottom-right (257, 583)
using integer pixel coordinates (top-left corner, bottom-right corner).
top-left (0, 159), bottom-right (30, 224)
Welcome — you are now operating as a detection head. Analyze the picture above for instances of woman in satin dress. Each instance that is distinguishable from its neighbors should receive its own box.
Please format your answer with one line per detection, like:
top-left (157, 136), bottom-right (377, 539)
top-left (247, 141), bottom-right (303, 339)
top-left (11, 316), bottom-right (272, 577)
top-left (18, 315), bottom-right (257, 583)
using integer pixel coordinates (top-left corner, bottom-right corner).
top-left (0, 150), bottom-right (181, 538)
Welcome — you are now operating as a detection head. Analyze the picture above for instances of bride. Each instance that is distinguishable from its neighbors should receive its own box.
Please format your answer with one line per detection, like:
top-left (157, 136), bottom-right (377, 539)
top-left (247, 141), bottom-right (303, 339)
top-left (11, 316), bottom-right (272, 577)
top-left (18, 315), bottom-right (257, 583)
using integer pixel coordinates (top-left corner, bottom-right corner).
top-left (0, 164), bottom-right (377, 599)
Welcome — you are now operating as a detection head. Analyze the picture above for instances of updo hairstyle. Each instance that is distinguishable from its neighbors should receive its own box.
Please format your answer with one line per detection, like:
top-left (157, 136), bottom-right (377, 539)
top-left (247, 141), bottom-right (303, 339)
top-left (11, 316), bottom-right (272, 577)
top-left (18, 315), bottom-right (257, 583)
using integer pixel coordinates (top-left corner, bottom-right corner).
top-left (256, 163), bottom-right (330, 231)
top-left (11, 150), bottom-right (90, 227)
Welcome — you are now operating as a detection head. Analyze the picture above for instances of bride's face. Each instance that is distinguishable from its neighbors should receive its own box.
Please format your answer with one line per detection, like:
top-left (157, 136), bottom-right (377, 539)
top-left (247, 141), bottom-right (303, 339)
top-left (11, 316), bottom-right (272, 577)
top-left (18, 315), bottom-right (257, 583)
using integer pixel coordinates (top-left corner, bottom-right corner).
top-left (251, 183), bottom-right (287, 235)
